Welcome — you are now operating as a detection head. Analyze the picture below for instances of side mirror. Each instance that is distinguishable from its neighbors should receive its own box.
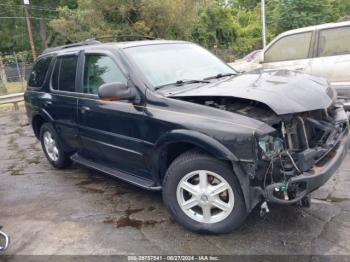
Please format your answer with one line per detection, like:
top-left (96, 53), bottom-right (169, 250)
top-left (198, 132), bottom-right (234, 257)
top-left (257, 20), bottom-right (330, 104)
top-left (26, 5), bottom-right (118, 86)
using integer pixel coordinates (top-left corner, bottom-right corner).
top-left (98, 82), bottom-right (136, 101)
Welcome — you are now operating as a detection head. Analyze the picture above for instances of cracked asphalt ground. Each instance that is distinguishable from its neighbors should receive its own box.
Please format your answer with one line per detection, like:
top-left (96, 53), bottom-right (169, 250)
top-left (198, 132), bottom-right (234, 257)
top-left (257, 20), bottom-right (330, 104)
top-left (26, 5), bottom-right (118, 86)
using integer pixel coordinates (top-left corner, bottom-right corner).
top-left (1, 109), bottom-right (350, 255)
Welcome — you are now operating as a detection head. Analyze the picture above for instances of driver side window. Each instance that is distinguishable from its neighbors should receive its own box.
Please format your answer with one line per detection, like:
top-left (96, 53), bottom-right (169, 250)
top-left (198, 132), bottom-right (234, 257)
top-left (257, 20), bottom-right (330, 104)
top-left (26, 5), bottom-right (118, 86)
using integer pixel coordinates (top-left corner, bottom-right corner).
top-left (83, 54), bottom-right (127, 95)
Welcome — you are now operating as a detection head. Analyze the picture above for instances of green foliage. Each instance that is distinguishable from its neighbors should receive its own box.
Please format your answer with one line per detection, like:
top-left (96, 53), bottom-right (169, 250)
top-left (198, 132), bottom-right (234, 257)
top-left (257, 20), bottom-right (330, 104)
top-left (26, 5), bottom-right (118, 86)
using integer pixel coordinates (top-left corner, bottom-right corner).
top-left (136, 0), bottom-right (197, 39)
top-left (0, 0), bottom-right (29, 53)
top-left (0, 80), bottom-right (6, 95)
top-left (192, 3), bottom-right (237, 48)
top-left (230, 0), bottom-right (260, 10)
top-left (269, 0), bottom-right (337, 34)
top-left (332, 0), bottom-right (350, 20)
top-left (230, 6), bottom-right (263, 55)
top-left (49, 0), bottom-right (198, 44)
top-left (1, 51), bottom-right (32, 65)
top-left (0, 0), bottom-right (77, 59)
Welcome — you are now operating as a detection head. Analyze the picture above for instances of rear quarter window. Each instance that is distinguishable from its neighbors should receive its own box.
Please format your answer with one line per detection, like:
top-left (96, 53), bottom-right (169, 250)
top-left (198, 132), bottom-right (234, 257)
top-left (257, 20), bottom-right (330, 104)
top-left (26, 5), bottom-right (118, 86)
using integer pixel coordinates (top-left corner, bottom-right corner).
top-left (28, 56), bottom-right (52, 88)
top-left (318, 26), bottom-right (350, 57)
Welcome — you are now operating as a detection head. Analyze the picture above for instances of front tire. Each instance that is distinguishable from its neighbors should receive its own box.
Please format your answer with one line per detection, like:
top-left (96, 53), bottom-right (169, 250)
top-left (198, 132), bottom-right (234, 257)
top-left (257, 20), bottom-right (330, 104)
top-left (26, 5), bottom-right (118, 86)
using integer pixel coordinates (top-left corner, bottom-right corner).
top-left (162, 150), bottom-right (247, 234)
top-left (40, 123), bottom-right (72, 169)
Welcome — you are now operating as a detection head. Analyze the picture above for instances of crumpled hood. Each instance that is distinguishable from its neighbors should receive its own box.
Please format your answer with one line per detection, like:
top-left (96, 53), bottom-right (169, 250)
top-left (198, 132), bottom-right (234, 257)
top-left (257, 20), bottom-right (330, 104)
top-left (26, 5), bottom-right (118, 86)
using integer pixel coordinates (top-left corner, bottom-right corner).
top-left (168, 69), bottom-right (334, 115)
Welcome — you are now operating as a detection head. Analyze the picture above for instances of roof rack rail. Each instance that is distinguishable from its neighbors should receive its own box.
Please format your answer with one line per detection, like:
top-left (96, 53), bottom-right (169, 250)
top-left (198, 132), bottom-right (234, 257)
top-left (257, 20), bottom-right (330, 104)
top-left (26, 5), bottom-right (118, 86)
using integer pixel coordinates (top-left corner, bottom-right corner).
top-left (42, 39), bottom-right (101, 54)
top-left (96, 34), bottom-right (157, 42)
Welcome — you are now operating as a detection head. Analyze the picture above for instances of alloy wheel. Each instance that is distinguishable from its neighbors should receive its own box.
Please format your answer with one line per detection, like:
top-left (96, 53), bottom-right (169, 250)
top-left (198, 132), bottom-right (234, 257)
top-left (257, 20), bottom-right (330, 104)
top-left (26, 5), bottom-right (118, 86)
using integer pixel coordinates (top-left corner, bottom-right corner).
top-left (43, 130), bottom-right (59, 162)
top-left (176, 170), bottom-right (234, 224)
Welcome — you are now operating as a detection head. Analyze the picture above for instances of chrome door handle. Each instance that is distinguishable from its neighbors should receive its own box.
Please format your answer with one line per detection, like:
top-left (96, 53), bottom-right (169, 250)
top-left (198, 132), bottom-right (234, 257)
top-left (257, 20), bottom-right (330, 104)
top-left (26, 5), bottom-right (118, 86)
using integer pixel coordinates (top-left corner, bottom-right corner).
top-left (80, 106), bottom-right (91, 113)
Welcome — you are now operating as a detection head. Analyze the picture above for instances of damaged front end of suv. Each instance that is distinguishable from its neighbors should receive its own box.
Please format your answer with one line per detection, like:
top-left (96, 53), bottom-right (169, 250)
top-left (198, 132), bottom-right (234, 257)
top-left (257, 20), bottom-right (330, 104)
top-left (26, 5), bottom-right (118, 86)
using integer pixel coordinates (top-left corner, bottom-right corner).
top-left (169, 69), bottom-right (349, 210)
top-left (255, 103), bottom-right (348, 206)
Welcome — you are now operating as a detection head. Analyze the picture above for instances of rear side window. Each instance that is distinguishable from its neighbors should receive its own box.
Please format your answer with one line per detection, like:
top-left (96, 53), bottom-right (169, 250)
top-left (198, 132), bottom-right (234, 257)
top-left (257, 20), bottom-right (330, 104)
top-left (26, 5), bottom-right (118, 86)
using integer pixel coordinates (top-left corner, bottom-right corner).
top-left (318, 26), bottom-right (350, 57)
top-left (264, 32), bottom-right (312, 63)
top-left (51, 56), bottom-right (78, 92)
top-left (28, 56), bottom-right (52, 87)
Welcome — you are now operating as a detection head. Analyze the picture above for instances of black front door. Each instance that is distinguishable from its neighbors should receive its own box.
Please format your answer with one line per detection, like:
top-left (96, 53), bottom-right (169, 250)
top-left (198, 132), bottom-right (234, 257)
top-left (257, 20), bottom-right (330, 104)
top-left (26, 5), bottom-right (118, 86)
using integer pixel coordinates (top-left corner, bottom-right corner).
top-left (77, 52), bottom-right (149, 178)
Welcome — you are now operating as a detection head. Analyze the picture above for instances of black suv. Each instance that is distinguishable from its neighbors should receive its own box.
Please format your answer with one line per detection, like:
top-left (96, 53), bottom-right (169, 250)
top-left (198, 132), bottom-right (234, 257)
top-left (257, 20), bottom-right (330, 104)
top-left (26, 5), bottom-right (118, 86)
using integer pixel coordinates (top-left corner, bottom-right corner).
top-left (25, 40), bottom-right (349, 233)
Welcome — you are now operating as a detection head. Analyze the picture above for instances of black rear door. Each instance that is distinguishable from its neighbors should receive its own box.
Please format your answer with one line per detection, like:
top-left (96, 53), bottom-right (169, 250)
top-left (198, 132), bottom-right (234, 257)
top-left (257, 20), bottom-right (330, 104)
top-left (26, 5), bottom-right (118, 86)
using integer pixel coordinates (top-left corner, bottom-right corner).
top-left (43, 53), bottom-right (82, 152)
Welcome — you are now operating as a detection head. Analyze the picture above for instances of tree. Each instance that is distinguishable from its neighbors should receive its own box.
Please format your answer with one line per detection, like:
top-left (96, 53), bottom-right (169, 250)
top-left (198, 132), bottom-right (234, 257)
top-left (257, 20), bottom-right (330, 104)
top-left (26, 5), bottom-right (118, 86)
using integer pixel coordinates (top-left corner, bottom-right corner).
top-left (192, 2), bottom-right (237, 48)
top-left (1, 0), bottom-right (350, 61)
top-left (49, 0), bottom-right (198, 44)
top-left (230, 0), bottom-right (260, 10)
top-left (136, 0), bottom-right (197, 39)
top-left (332, 0), bottom-right (350, 21)
top-left (0, 0), bottom-right (76, 61)
top-left (230, 5), bottom-right (264, 55)
top-left (270, 0), bottom-right (337, 35)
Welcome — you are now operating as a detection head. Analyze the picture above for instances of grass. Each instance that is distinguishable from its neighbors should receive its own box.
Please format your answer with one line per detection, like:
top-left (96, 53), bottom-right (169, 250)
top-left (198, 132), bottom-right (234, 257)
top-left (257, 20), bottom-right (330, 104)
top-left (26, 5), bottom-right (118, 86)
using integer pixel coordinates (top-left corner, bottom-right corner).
top-left (0, 82), bottom-right (25, 95)
top-left (0, 101), bottom-right (24, 111)
top-left (0, 81), bottom-right (26, 111)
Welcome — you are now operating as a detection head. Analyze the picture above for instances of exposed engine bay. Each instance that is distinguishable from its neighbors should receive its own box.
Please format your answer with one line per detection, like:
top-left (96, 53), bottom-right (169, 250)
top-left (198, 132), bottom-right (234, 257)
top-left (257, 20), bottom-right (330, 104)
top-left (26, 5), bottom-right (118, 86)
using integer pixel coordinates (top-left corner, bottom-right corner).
top-left (176, 96), bottom-right (349, 204)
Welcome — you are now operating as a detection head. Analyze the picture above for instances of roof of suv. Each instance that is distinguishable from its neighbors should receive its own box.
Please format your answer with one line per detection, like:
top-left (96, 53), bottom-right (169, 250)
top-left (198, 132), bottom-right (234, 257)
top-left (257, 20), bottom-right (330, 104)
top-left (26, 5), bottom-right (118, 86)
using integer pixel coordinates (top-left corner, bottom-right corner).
top-left (278, 21), bottom-right (350, 38)
top-left (41, 39), bottom-right (187, 57)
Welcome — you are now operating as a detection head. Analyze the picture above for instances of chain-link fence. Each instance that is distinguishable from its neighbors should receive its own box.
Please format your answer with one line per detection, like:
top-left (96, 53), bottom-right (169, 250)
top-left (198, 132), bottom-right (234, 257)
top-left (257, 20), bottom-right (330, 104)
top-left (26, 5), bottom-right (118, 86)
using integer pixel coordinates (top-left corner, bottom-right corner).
top-left (0, 61), bottom-right (32, 95)
top-left (4, 63), bottom-right (32, 82)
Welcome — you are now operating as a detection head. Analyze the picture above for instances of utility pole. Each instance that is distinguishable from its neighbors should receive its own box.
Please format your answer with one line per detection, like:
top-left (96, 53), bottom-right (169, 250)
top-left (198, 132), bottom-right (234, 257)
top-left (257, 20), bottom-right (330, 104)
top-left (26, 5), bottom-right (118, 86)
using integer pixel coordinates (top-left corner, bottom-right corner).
top-left (261, 0), bottom-right (267, 48)
top-left (39, 19), bottom-right (48, 49)
top-left (23, 0), bottom-right (37, 60)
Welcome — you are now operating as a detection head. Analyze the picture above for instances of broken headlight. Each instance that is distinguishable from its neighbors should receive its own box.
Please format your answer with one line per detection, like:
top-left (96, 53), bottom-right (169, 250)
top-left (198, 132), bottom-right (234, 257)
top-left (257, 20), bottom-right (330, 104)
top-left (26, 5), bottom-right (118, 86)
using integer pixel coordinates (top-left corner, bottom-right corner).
top-left (258, 134), bottom-right (284, 159)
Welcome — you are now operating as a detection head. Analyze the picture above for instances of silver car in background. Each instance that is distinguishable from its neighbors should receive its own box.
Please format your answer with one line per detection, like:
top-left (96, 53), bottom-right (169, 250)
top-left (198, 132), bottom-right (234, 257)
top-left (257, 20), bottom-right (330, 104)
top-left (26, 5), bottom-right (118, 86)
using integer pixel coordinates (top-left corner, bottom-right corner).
top-left (228, 49), bottom-right (262, 73)
top-left (230, 21), bottom-right (350, 104)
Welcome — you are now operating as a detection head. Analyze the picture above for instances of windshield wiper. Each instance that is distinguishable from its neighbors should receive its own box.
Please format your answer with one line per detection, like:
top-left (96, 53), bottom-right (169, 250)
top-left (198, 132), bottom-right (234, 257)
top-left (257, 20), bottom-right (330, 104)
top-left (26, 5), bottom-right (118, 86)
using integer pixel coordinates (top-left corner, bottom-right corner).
top-left (204, 73), bottom-right (236, 80)
top-left (155, 79), bottom-right (210, 90)
top-left (175, 79), bottom-right (210, 85)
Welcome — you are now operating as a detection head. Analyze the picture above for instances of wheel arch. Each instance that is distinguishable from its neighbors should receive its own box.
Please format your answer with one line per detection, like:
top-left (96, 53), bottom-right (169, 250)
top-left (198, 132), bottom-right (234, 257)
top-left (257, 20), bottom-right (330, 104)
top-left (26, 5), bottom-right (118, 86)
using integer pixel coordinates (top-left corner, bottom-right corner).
top-left (31, 109), bottom-right (53, 139)
top-left (152, 129), bottom-right (255, 212)
top-left (155, 129), bottom-right (238, 164)
top-left (153, 129), bottom-right (238, 182)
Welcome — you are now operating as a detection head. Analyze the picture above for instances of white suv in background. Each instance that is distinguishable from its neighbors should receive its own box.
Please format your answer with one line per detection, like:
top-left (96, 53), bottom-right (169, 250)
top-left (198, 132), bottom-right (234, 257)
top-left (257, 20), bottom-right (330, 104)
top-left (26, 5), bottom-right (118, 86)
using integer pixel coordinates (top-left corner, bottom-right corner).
top-left (235, 21), bottom-right (350, 100)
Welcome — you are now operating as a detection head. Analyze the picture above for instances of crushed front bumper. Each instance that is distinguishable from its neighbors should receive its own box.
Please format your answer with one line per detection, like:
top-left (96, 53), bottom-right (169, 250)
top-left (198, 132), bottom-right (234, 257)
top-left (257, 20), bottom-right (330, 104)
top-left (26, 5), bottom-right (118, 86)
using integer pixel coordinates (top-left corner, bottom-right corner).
top-left (264, 130), bottom-right (349, 205)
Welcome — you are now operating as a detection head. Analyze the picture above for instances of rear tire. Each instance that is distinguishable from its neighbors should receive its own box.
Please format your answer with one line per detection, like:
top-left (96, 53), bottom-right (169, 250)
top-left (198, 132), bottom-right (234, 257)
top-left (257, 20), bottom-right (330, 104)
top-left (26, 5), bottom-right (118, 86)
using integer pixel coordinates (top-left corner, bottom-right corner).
top-left (40, 122), bottom-right (72, 169)
top-left (162, 150), bottom-right (247, 234)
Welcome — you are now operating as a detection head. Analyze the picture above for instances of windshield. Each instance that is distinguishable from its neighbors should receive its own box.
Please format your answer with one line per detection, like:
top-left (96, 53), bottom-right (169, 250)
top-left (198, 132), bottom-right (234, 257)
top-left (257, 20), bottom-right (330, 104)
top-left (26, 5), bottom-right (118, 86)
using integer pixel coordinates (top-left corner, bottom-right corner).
top-left (123, 43), bottom-right (237, 89)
